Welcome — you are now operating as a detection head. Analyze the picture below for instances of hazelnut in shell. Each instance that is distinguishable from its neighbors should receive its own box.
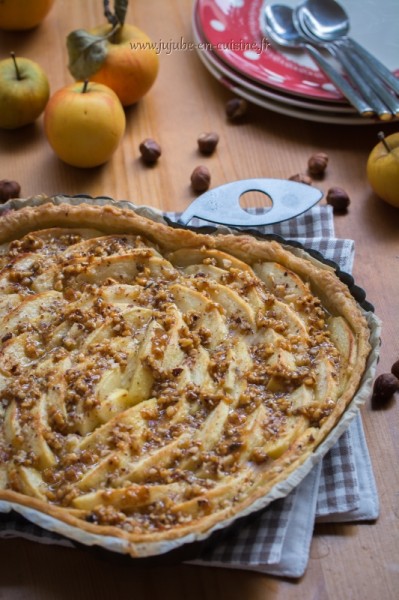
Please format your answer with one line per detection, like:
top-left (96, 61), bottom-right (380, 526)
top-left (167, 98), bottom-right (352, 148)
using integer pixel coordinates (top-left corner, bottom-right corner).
top-left (191, 165), bottom-right (211, 192)
top-left (308, 152), bottom-right (328, 177)
top-left (226, 98), bottom-right (248, 121)
top-left (326, 187), bottom-right (350, 212)
top-left (197, 132), bottom-right (219, 155)
top-left (0, 179), bottom-right (21, 202)
top-left (139, 138), bottom-right (161, 164)
top-left (371, 373), bottom-right (398, 409)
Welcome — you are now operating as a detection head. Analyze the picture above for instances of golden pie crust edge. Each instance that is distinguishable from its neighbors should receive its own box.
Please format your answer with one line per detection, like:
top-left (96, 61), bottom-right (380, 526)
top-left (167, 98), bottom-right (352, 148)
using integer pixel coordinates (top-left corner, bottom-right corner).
top-left (0, 200), bottom-right (372, 555)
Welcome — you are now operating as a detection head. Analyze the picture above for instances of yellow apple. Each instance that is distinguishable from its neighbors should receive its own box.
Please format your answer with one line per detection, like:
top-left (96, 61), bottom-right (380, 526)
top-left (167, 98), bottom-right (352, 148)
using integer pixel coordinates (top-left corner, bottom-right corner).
top-left (44, 81), bottom-right (126, 168)
top-left (0, 53), bottom-right (50, 129)
top-left (83, 23), bottom-right (159, 106)
top-left (0, 0), bottom-right (55, 31)
top-left (367, 132), bottom-right (399, 208)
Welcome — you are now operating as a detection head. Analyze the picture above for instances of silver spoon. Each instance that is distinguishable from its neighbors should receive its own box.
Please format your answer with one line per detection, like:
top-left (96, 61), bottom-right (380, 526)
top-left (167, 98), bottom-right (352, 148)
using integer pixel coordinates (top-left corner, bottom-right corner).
top-left (295, 0), bottom-right (399, 96)
top-left (262, 4), bottom-right (373, 118)
top-left (294, 3), bottom-right (398, 120)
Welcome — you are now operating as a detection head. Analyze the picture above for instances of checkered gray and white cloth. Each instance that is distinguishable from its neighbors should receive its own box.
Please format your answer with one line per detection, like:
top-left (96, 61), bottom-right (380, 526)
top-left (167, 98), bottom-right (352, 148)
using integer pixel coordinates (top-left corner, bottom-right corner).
top-left (0, 205), bottom-right (379, 578)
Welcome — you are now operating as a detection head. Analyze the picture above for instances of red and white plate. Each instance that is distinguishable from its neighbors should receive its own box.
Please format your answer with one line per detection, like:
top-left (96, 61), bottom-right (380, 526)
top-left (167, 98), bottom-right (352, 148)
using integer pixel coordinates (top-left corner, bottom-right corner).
top-left (195, 0), bottom-right (399, 103)
top-left (193, 9), bottom-right (357, 114)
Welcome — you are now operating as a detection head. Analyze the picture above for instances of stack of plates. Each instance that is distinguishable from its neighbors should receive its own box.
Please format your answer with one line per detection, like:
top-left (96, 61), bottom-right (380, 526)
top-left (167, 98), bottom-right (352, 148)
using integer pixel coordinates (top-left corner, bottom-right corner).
top-left (193, 0), bottom-right (399, 124)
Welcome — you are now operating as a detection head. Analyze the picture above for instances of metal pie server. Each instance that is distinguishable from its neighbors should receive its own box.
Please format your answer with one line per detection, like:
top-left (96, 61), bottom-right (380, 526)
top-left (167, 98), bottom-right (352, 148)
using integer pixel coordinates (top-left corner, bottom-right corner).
top-left (178, 178), bottom-right (323, 227)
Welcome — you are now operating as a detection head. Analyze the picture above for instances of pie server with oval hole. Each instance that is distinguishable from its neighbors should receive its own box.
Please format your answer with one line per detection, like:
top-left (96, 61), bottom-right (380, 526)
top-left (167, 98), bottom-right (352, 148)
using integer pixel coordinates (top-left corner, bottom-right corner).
top-left (177, 178), bottom-right (323, 227)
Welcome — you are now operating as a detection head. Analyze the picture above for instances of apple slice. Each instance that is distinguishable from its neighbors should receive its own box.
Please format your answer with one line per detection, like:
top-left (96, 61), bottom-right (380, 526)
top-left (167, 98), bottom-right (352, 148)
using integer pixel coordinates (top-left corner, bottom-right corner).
top-left (170, 283), bottom-right (228, 349)
top-left (14, 391), bottom-right (56, 469)
top-left (73, 482), bottom-right (183, 512)
top-left (98, 283), bottom-right (145, 306)
top-left (0, 291), bottom-right (23, 314)
top-left (12, 466), bottom-right (47, 501)
top-left (0, 253), bottom-right (50, 294)
top-left (170, 470), bottom-right (252, 516)
top-left (3, 401), bottom-right (21, 446)
top-left (328, 316), bottom-right (357, 392)
top-left (1, 291), bottom-right (65, 335)
top-left (118, 433), bottom-right (192, 485)
top-left (71, 253), bottom-right (175, 288)
top-left (0, 331), bottom-right (36, 373)
top-left (168, 247), bottom-right (253, 273)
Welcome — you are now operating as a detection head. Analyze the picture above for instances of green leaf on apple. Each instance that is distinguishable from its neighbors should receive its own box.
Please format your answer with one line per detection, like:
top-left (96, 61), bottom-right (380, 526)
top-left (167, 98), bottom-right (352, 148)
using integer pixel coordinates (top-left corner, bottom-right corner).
top-left (67, 29), bottom-right (108, 80)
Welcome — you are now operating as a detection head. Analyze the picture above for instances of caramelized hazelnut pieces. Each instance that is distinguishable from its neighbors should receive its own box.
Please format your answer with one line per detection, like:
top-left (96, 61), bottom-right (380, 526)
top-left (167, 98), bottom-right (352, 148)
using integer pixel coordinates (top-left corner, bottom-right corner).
top-left (308, 152), bottom-right (329, 177)
top-left (139, 138), bottom-right (162, 164)
top-left (326, 187), bottom-right (350, 212)
top-left (197, 132), bottom-right (219, 155)
top-left (191, 165), bottom-right (211, 192)
top-left (0, 179), bottom-right (21, 202)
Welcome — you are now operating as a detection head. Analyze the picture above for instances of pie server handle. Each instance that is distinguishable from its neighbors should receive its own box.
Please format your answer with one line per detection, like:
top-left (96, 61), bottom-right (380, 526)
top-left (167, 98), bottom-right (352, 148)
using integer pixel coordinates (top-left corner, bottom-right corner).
top-left (178, 179), bottom-right (323, 227)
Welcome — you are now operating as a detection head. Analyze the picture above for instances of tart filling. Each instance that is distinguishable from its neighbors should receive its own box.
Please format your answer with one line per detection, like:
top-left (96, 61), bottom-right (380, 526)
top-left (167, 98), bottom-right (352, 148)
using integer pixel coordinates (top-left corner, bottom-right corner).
top-left (0, 202), bottom-right (370, 552)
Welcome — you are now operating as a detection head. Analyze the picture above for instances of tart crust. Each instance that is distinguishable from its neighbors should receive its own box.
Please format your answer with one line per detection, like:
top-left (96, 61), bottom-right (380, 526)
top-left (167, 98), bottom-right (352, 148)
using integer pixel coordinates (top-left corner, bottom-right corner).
top-left (0, 201), bottom-right (371, 555)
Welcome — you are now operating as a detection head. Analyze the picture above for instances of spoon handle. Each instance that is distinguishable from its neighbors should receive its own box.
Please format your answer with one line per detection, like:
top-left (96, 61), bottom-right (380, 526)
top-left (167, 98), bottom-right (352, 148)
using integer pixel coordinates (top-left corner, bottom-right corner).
top-left (343, 48), bottom-right (399, 117)
top-left (304, 44), bottom-right (373, 117)
top-left (328, 43), bottom-right (396, 120)
top-left (349, 39), bottom-right (399, 96)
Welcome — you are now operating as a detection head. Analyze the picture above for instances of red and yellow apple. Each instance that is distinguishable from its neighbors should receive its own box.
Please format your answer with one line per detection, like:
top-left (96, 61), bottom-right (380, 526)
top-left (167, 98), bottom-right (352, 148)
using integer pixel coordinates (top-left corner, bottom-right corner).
top-left (44, 81), bottom-right (126, 168)
top-left (0, 0), bottom-right (55, 31)
top-left (0, 53), bottom-right (50, 129)
top-left (367, 132), bottom-right (399, 208)
top-left (80, 23), bottom-right (158, 106)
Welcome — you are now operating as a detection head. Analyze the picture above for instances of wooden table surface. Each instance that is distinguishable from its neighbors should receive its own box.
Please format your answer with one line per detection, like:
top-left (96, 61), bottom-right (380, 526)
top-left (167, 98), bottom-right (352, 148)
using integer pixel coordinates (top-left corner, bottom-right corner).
top-left (0, 1), bottom-right (398, 598)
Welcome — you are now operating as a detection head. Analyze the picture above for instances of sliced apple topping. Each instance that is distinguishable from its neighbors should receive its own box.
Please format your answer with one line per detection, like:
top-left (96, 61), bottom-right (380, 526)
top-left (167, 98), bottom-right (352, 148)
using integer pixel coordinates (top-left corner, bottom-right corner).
top-left (0, 220), bottom-right (366, 539)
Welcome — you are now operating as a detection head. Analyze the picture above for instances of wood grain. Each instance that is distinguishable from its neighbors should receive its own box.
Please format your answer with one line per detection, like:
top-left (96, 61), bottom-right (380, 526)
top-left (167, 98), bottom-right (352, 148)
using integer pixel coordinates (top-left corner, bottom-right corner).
top-left (0, 1), bottom-right (398, 598)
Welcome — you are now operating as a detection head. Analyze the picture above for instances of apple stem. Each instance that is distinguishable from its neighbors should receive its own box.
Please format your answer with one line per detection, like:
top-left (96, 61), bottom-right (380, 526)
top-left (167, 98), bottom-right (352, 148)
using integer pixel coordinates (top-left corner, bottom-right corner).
top-left (103, 0), bottom-right (127, 27)
top-left (82, 79), bottom-right (89, 93)
top-left (106, 23), bottom-right (121, 44)
top-left (10, 51), bottom-right (21, 81)
top-left (104, 0), bottom-right (119, 27)
top-left (378, 131), bottom-right (391, 153)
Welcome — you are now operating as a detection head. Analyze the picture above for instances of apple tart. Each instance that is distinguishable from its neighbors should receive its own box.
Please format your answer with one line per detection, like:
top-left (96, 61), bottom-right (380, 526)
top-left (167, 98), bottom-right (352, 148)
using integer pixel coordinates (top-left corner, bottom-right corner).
top-left (0, 202), bottom-right (371, 556)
